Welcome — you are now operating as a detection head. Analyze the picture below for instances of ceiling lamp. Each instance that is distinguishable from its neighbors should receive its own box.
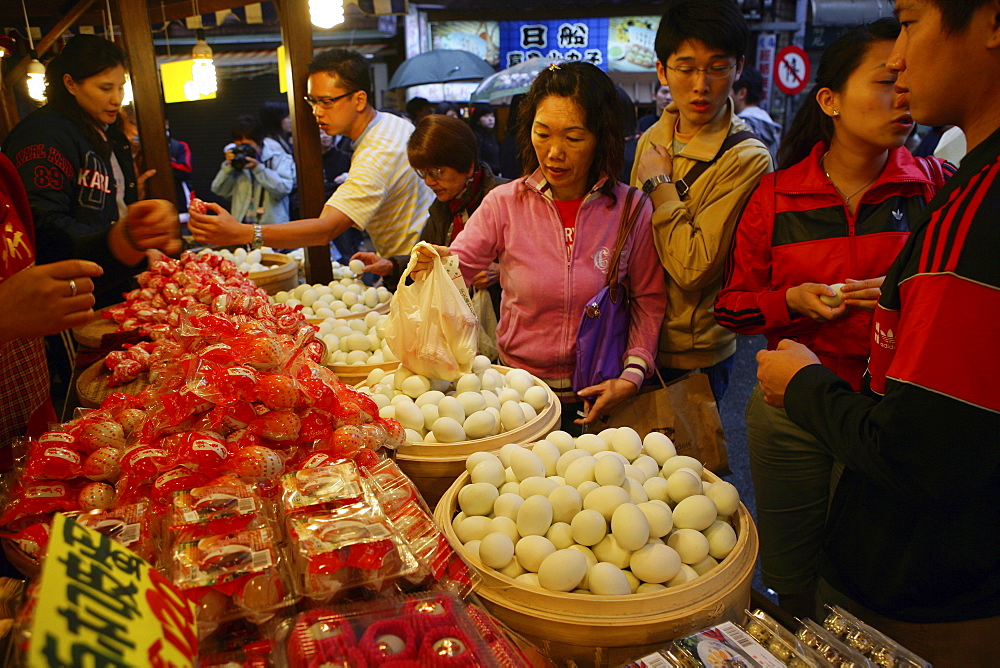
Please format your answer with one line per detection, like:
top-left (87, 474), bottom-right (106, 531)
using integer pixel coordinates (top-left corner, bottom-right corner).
top-left (20, 0), bottom-right (46, 102)
top-left (310, 0), bottom-right (345, 29)
top-left (189, 27), bottom-right (218, 97)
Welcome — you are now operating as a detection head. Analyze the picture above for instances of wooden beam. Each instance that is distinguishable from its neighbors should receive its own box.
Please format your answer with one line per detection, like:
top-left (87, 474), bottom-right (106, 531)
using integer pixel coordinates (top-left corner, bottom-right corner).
top-left (117, 0), bottom-right (175, 205)
top-left (276, 0), bottom-right (332, 284)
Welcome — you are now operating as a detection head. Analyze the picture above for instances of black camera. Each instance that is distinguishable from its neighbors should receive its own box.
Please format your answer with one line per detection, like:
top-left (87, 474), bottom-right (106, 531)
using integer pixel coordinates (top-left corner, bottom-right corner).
top-left (230, 142), bottom-right (258, 171)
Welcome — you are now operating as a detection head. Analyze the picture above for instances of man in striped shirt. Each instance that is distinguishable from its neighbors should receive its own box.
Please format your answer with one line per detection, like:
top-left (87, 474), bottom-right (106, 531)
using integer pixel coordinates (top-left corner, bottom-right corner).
top-left (189, 49), bottom-right (433, 259)
top-left (755, 0), bottom-right (1000, 661)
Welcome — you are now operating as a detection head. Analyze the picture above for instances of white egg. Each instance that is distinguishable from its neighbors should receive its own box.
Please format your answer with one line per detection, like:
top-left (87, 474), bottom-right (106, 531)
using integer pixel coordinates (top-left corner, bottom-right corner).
top-left (637, 500), bottom-right (674, 538)
top-left (630, 543), bottom-right (682, 584)
top-left (548, 485), bottom-right (583, 524)
top-left (576, 433), bottom-right (608, 455)
top-left (497, 388), bottom-right (520, 405)
top-left (537, 549), bottom-right (588, 592)
top-left (500, 481), bottom-right (520, 496)
top-left (570, 508), bottom-right (607, 546)
top-left (523, 385), bottom-right (549, 412)
top-left (567, 544), bottom-right (598, 589)
top-left (497, 442), bottom-right (521, 468)
top-left (624, 465), bottom-right (647, 484)
top-left (480, 372), bottom-right (498, 393)
top-left (820, 282), bottom-right (846, 307)
top-left (437, 396), bottom-right (466, 423)
top-left (515, 535), bottom-right (556, 572)
top-left (666, 564), bottom-right (700, 588)
top-left (485, 407), bottom-right (502, 435)
top-left (481, 390), bottom-right (501, 411)
top-left (519, 476), bottom-right (559, 499)
top-left (464, 411), bottom-right (497, 440)
top-left (514, 573), bottom-right (541, 588)
top-left (346, 350), bottom-right (368, 364)
top-left (456, 391), bottom-right (487, 415)
top-left (378, 405), bottom-right (396, 420)
top-left (499, 557), bottom-right (527, 579)
top-left (499, 401), bottom-right (526, 432)
top-left (458, 482), bottom-right (500, 516)
top-left (466, 451), bottom-right (502, 475)
top-left (704, 520), bottom-right (738, 560)
top-left (516, 495), bottom-right (553, 537)
top-left (576, 480), bottom-right (599, 501)
top-left (493, 493), bottom-right (524, 520)
top-left (690, 555), bottom-right (720, 576)
top-left (592, 534), bottom-right (634, 569)
top-left (455, 515), bottom-right (493, 543)
top-left (509, 447), bottom-right (545, 481)
top-left (546, 430), bottom-right (576, 454)
top-left (582, 485), bottom-right (631, 521)
top-left (478, 532), bottom-right (515, 569)
top-left (665, 469), bottom-right (704, 504)
top-left (366, 367), bottom-right (387, 386)
top-left (594, 456), bottom-right (626, 487)
top-left (403, 428), bottom-right (422, 443)
top-left (519, 402), bottom-right (538, 422)
top-left (611, 503), bottom-right (650, 551)
top-left (662, 456), bottom-right (705, 479)
top-left (667, 529), bottom-right (711, 564)
top-left (505, 368), bottom-right (535, 398)
top-left (530, 440), bottom-right (561, 476)
top-left (393, 401), bottom-right (424, 432)
top-left (491, 516), bottom-right (520, 544)
top-left (401, 374), bottom-right (431, 398)
top-left (415, 390), bottom-right (445, 408)
top-left (563, 456), bottom-right (598, 488)
top-left (545, 522), bottom-right (575, 550)
top-left (632, 455), bottom-right (661, 481)
top-left (472, 354), bottom-right (492, 374)
top-left (471, 459), bottom-right (506, 488)
top-left (556, 449), bottom-right (591, 476)
top-left (432, 417), bottom-right (466, 443)
top-left (455, 373), bottom-right (482, 394)
top-left (596, 427), bottom-right (618, 445)
top-left (588, 562), bottom-right (631, 596)
top-left (706, 480), bottom-right (740, 517)
top-left (672, 495), bottom-right (718, 531)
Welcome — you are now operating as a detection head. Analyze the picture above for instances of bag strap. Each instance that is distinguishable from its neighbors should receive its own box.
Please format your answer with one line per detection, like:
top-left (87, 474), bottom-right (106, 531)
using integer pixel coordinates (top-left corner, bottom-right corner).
top-left (607, 186), bottom-right (649, 294)
top-left (675, 130), bottom-right (757, 200)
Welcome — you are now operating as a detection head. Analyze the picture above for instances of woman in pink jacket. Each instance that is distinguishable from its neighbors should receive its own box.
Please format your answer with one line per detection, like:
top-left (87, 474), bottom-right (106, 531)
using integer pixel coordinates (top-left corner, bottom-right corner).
top-left (414, 62), bottom-right (666, 432)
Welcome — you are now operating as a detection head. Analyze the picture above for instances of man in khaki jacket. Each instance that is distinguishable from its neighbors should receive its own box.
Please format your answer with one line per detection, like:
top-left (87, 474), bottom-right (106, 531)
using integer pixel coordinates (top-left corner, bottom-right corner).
top-left (632, 0), bottom-right (772, 401)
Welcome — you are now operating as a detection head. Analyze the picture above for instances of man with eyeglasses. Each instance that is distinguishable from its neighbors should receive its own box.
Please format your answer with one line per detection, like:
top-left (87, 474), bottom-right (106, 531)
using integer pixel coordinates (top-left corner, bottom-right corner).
top-left (189, 49), bottom-right (433, 261)
top-left (631, 0), bottom-right (771, 403)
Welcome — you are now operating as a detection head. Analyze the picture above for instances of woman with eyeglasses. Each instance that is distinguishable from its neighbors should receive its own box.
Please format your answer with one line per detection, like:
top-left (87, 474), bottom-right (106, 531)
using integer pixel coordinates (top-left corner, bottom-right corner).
top-left (2, 34), bottom-right (180, 309)
top-left (411, 62), bottom-right (666, 432)
top-left (714, 19), bottom-right (953, 619)
top-left (351, 115), bottom-right (506, 299)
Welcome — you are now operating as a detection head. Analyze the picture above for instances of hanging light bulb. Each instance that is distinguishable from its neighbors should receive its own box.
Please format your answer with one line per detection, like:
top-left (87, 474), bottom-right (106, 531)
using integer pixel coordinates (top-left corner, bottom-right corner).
top-left (310, 0), bottom-right (345, 29)
top-left (191, 27), bottom-right (217, 96)
top-left (26, 54), bottom-right (46, 102)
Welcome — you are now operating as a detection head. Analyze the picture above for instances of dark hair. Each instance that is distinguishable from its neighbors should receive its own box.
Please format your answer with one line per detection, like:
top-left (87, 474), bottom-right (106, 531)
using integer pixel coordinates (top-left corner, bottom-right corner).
top-left (470, 103), bottom-right (495, 126)
top-left (231, 114), bottom-right (264, 144)
top-left (44, 34), bottom-right (128, 160)
top-left (733, 67), bottom-right (764, 105)
top-left (435, 101), bottom-right (462, 117)
top-left (777, 18), bottom-right (900, 170)
top-left (654, 0), bottom-right (749, 65)
top-left (925, 0), bottom-right (993, 34)
top-left (408, 115), bottom-right (478, 174)
top-left (308, 49), bottom-right (372, 104)
top-left (259, 99), bottom-right (289, 137)
top-left (406, 96), bottom-right (432, 120)
top-left (616, 85), bottom-right (636, 137)
top-left (516, 61), bottom-right (624, 201)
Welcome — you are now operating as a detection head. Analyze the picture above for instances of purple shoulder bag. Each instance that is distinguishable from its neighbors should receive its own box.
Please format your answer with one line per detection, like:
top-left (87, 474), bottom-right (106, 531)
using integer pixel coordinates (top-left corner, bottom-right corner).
top-left (572, 187), bottom-right (648, 393)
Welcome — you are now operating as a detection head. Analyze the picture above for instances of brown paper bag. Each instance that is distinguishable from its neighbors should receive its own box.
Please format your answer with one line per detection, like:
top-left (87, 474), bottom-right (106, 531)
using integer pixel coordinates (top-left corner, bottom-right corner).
top-left (600, 370), bottom-right (730, 474)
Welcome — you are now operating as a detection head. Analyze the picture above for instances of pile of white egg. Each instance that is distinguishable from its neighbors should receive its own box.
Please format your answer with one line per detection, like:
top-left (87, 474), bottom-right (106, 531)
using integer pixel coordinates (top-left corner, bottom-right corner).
top-left (271, 277), bottom-right (391, 319)
top-left (197, 247), bottom-right (275, 273)
top-left (358, 356), bottom-right (549, 444)
top-left (317, 311), bottom-right (396, 366)
top-left (450, 427), bottom-right (742, 596)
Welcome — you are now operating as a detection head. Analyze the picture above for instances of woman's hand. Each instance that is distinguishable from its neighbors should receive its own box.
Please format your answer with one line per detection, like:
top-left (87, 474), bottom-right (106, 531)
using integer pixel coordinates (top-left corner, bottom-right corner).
top-left (636, 143), bottom-right (673, 185)
top-left (188, 202), bottom-right (252, 247)
top-left (0, 260), bottom-right (103, 342)
top-left (350, 251), bottom-right (393, 277)
top-left (136, 168), bottom-right (156, 200)
top-left (841, 276), bottom-right (884, 312)
top-left (785, 283), bottom-right (847, 322)
top-left (408, 243), bottom-right (451, 281)
top-left (574, 378), bottom-right (639, 426)
top-left (123, 199), bottom-right (181, 255)
top-left (472, 262), bottom-right (500, 290)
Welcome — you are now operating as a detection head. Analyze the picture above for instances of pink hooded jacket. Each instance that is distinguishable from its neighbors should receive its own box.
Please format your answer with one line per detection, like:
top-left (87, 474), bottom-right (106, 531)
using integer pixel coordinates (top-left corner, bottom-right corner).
top-left (450, 169), bottom-right (667, 388)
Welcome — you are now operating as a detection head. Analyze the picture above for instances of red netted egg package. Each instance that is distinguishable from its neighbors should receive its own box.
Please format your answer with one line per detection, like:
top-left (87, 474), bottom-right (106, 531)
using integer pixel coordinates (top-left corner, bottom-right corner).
top-left (169, 525), bottom-right (296, 630)
top-left (279, 462), bottom-right (368, 515)
top-left (278, 592), bottom-right (508, 667)
top-left (197, 616), bottom-right (284, 667)
top-left (286, 504), bottom-right (418, 603)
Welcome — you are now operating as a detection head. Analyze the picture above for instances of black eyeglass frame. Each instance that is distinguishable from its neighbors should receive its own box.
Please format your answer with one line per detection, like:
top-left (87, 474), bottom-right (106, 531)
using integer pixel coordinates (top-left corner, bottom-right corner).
top-left (303, 90), bottom-right (359, 109)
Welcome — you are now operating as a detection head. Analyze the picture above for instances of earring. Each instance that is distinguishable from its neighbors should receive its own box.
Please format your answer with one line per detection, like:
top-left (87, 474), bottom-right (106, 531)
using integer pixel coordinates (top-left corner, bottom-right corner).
top-left (833, 109), bottom-right (840, 116)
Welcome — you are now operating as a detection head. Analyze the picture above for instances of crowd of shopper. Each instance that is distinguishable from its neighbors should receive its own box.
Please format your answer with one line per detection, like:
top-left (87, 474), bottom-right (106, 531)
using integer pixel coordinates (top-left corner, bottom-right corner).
top-left (1, 0), bottom-right (997, 660)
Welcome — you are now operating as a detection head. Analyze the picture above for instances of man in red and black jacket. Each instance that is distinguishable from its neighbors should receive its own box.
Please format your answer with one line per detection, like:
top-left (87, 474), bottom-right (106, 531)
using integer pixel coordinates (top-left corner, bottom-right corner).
top-left (756, 0), bottom-right (1000, 662)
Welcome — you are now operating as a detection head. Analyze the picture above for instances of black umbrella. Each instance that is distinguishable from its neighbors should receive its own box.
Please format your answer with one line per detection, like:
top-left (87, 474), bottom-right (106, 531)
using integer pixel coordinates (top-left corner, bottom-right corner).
top-left (388, 49), bottom-right (496, 90)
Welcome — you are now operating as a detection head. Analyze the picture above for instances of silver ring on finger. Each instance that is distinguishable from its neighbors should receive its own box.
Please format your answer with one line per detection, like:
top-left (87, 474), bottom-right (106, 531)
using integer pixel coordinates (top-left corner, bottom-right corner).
top-left (69, 279), bottom-right (78, 297)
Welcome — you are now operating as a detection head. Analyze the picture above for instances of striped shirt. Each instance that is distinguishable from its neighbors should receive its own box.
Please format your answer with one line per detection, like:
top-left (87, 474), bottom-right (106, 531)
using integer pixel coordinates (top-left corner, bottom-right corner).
top-left (326, 112), bottom-right (434, 258)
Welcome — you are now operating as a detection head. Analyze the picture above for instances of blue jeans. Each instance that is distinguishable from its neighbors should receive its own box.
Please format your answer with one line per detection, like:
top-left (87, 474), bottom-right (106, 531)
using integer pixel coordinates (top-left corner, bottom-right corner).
top-left (659, 354), bottom-right (735, 403)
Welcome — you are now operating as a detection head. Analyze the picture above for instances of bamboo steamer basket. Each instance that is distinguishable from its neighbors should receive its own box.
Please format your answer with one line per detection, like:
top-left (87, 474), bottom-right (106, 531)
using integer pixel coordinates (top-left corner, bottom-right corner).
top-left (434, 467), bottom-right (759, 667)
top-left (306, 300), bottom-right (390, 324)
top-left (248, 252), bottom-right (298, 295)
top-left (72, 305), bottom-right (127, 348)
top-left (76, 358), bottom-right (150, 409)
top-left (325, 360), bottom-right (399, 387)
top-left (388, 366), bottom-right (561, 508)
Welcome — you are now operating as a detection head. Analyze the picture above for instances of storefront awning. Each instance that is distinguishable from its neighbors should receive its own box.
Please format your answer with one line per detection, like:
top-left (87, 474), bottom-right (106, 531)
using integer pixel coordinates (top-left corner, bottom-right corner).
top-left (809, 0), bottom-right (894, 26)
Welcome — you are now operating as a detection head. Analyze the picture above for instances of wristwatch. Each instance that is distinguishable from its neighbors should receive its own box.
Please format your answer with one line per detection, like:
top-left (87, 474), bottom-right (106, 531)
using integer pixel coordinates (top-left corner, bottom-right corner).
top-left (251, 223), bottom-right (264, 250)
top-left (642, 173), bottom-right (672, 195)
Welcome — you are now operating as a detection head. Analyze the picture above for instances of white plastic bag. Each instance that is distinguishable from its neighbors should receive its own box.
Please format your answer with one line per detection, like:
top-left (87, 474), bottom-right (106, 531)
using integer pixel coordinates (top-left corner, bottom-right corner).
top-left (382, 242), bottom-right (479, 381)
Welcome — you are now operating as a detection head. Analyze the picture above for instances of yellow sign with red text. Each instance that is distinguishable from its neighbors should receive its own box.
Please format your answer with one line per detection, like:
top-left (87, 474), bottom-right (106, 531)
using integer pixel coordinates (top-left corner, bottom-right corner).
top-left (27, 513), bottom-right (197, 668)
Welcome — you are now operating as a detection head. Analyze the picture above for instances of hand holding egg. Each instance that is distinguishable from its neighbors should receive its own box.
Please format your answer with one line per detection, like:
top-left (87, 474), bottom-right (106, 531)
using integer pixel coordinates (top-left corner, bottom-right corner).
top-left (785, 282), bottom-right (848, 322)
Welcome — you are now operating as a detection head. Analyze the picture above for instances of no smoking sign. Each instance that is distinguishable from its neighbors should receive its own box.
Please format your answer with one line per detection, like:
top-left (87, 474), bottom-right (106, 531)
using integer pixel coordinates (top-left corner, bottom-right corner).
top-left (774, 45), bottom-right (810, 95)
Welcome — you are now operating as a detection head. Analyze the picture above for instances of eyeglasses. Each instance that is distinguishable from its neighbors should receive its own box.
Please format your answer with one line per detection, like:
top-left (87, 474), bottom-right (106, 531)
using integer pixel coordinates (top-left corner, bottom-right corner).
top-left (303, 90), bottom-right (358, 109)
top-left (414, 167), bottom-right (445, 181)
top-left (664, 63), bottom-right (737, 80)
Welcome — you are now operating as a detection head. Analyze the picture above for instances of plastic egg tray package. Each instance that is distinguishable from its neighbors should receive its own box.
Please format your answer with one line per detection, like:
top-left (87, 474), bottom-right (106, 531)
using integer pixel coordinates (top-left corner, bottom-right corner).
top-left (796, 619), bottom-right (876, 668)
top-left (450, 426), bottom-right (743, 595)
top-left (360, 356), bottom-right (549, 443)
top-left (197, 246), bottom-right (278, 274)
top-left (64, 501), bottom-right (159, 565)
top-left (820, 606), bottom-right (930, 668)
top-left (279, 462), bottom-right (421, 604)
top-left (278, 592), bottom-right (506, 667)
top-left (317, 310), bottom-right (396, 367)
top-left (271, 272), bottom-right (391, 320)
top-left (744, 609), bottom-right (831, 667)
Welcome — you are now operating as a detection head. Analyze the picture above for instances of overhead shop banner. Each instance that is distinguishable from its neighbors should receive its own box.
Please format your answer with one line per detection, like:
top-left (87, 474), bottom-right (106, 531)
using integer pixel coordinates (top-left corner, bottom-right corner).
top-left (431, 20), bottom-right (500, 66)
top-left (499, 18), bottom-right (609, 70)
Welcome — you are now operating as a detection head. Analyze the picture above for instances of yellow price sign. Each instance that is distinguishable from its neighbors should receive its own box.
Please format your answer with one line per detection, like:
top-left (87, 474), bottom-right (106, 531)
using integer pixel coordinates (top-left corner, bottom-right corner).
top-left (27, 513), bottom-right (197, 668)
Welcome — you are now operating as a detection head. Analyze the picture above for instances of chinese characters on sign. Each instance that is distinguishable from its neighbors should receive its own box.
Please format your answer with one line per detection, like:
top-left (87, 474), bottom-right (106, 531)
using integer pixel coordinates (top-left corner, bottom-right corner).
top-left (500, 19), bottom-right (608, 70)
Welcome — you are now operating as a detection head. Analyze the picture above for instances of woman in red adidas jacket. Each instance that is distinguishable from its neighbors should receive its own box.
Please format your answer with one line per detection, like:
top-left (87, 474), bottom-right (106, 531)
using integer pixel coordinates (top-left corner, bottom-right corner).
top-left (714, 19), bottom-right (951, 619)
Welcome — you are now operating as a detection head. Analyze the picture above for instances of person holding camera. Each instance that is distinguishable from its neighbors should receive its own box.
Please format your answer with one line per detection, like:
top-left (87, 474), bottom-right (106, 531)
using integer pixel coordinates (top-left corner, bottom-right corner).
top-left (210, 115), bottom-right (296, 226)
